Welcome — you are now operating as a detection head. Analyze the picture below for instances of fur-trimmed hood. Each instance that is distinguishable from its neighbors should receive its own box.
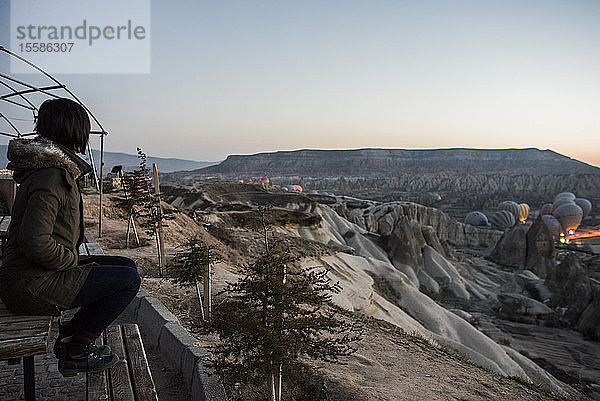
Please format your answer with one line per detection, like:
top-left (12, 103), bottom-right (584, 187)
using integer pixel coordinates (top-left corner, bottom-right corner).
top-left (6, 137), bottom-right (91, 182)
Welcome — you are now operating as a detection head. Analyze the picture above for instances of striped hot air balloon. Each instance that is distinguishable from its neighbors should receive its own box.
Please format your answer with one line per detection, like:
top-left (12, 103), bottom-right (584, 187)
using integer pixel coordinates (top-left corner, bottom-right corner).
top-left (465, 211), bottom-right (488, 227)
top-left (490, 210), bottom-right (516, 230)
top-left (555, 192), bottom-right (576, 202)
top-left (499, 201), bottom-right (520, 221)
top-left (553, 192), bottom-right (575, 209)
top-left (553, 202), bottom-right (583, 234)
top-left (574, 198), bottom-right (592, 218)
top-left (540, 203), bottom-right (553, 216)
top-left (541, 215), bottom-right (561, 238)
top-left (518, 203), bottom-right (530, 223)
top-left (553, 197), bottom-right (575, 211)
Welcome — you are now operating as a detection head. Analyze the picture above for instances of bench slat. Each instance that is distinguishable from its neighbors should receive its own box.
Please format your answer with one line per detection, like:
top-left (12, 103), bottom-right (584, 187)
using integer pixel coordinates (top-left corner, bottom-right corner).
top-left (105, 325), bottom-right (135, 401)
top-left (0, 319), bottom-right (52, 331)
top-left (87, 337), bottom-right (110, 401)
top-left (0, 314), bottom-right (53, 324)
top-left (0, 336), bottom-right (49, 359)
top-left (122, 324), bottom-right (158, 401)
top-left (0, 327), bottom-right (49, 341)
top-left (0, 301), bottom-right (53, 359)
top-left (87, 324), bottom-right (157, 401)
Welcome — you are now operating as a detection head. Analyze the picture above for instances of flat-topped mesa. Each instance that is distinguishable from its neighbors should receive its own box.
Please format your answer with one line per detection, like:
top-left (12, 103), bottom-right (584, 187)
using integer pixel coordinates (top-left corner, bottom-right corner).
top-left (195, 148), bottom-right (600, 177)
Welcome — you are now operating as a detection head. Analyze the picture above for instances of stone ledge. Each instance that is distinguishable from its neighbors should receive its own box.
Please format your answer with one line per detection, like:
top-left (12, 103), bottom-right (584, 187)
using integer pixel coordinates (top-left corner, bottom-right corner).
top-left (136, 296), bottom-right (178, 345)
top-left (127, 290), bottom-right (228, 401)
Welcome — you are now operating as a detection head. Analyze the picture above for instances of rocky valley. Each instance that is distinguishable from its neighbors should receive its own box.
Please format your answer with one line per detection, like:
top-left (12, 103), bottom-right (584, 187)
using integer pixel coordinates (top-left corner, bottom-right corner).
top-left (149, 179), bottom-right (600, 400)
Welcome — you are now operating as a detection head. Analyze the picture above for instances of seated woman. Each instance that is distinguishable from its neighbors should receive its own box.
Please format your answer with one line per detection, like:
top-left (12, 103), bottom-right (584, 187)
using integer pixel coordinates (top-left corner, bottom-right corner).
top-left (0, 98), bottom-right (141, 377)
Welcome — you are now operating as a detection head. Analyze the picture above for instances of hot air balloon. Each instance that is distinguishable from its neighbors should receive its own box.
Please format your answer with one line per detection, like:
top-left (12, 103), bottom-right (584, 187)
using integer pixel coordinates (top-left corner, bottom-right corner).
top-left (574, 198), bottom-right (592, 218)
top-left (431, 193), bottom-right (442, 201)
top-left (553, 202), bottom-right (583, 234)
top-left (553, 197), bottom-right (575, 211)
top-left (490, 210), bottom-right (516, 230)
top-left (282, 185), bottom-right (303, 193)
top-left (541, 215), bottom-right (561, 238)
top-left (518, 203), bottom-right (530, 223)
top-left (465, 211), bottom-right (488, 227)
top-left (540, 203), bottom-right (553, 216)
top-left (258, 177), bottom-right (270, 186)
top-left (554, 192), bottom-right (575, 202)
top-left (499, 201), bottom-right (520, 221)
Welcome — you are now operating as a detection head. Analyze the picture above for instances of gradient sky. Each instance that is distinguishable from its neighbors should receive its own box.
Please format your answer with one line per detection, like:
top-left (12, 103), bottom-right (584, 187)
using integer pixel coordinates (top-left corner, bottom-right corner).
top-left (1, 0), bottom-right (599, 166)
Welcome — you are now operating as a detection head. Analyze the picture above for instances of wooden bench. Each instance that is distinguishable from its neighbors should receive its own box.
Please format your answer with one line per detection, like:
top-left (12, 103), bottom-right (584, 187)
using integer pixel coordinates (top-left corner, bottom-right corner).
top-left (0, 215), bottom-right (54, 401)
top-left (0, 233), bottom-right (157, 401)
top-left (80, 241), bottom-right (158, 401)
top-left (88, 324), bottom-right (158, 401)
top-left (0, 302), bottom-right (53, 401)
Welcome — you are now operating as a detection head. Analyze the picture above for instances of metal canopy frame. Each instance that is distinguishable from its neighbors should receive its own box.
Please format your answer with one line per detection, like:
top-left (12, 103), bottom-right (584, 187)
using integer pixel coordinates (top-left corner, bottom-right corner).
top-left (0, 45), bottom-right (107, 237)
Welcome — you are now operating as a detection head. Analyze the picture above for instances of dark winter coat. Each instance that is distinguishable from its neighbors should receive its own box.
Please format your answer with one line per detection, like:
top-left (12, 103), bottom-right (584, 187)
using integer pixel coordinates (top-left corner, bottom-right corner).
top-left (0, 137), bottom-right (93, 315)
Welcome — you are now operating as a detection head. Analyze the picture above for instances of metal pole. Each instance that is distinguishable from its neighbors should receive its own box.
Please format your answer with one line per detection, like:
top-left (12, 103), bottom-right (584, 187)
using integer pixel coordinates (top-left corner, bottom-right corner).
top-left (98, 132), bottom-right (105, 238)
top-left (0, 79), bottom-right (38, 110)
top-left (0, 47), bottom-right (106, 133)
top-left (23, 356), bottom-right (35, 401)
top-left (86, 141), bottom-right (100, 192)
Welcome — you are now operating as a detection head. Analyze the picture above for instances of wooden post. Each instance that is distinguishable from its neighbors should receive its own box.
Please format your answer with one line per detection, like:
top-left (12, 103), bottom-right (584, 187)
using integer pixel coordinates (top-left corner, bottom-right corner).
top-left (270, 368), bottom-right (276, 401)
top-left (126, 215), bottom-right (140, 248)
top-left (152, 163), bottom-right (166, 271)
top-left (277, 264), bottom-right (286, 401)
top-left (131, 216), bottom-right (140, 246)
top-left (126, 215), bottom-right (131, 248)
top-left (195, 281), bottom-right (205, 321)
top-left (204, 258), bottom-right (212, 320)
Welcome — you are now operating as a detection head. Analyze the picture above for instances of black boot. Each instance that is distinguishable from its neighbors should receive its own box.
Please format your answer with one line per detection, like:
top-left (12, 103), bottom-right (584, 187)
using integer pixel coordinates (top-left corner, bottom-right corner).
top-left (58, 337), bottom-right (119, 377)
top-left (53, 321), bottom-right (111, 357)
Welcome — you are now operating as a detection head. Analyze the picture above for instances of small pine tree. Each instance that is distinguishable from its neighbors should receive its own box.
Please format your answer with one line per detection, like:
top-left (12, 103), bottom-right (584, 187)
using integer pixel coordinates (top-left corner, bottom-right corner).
top-left (115, 148), bottom-right (153, 247)
top-left (171, 238), bottom-right (221, 321)
top-left (115, 148), bottom-right (173, 272)
top-left (210, 207), bottom-right (362, 400)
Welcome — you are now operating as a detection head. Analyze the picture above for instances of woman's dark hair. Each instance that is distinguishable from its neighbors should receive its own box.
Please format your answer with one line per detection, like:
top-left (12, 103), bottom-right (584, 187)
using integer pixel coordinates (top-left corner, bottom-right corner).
top-left (36, 98), bottom-right (90, 151)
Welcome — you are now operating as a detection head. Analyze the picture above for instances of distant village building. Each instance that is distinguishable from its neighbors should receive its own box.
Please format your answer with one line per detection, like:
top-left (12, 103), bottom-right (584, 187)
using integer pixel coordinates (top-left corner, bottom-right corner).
top-left (103, 165), bottom-right (125, 192)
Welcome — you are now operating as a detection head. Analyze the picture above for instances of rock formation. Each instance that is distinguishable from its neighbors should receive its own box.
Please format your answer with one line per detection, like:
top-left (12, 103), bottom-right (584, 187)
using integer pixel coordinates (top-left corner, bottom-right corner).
top-left (162, 182), bottom-right (592, 397)
top-left (388, 217), bottom-right (423, 267)
top-left (337, 201), bottom-right (504, 249)
top-left (186, 148), bottom-right (600, 177)
top-left (577, 287), bottom-right (600, 340)
top-left (547, 253), bottom-right (593, 326)
top-left (488, 225), bottom-right (528, 269)
top-left (525, 216), bottom-right (556, 279)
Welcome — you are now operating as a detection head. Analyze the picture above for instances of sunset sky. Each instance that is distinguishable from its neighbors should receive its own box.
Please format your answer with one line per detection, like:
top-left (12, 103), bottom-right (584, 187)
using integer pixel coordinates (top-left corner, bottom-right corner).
top-left (1, 0), bottom-right (599, 166)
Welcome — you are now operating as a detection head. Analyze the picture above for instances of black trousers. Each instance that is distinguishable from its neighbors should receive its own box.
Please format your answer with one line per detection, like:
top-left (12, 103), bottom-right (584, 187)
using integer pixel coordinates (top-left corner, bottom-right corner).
top-left (68, 255), bottom-right (141, 338)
